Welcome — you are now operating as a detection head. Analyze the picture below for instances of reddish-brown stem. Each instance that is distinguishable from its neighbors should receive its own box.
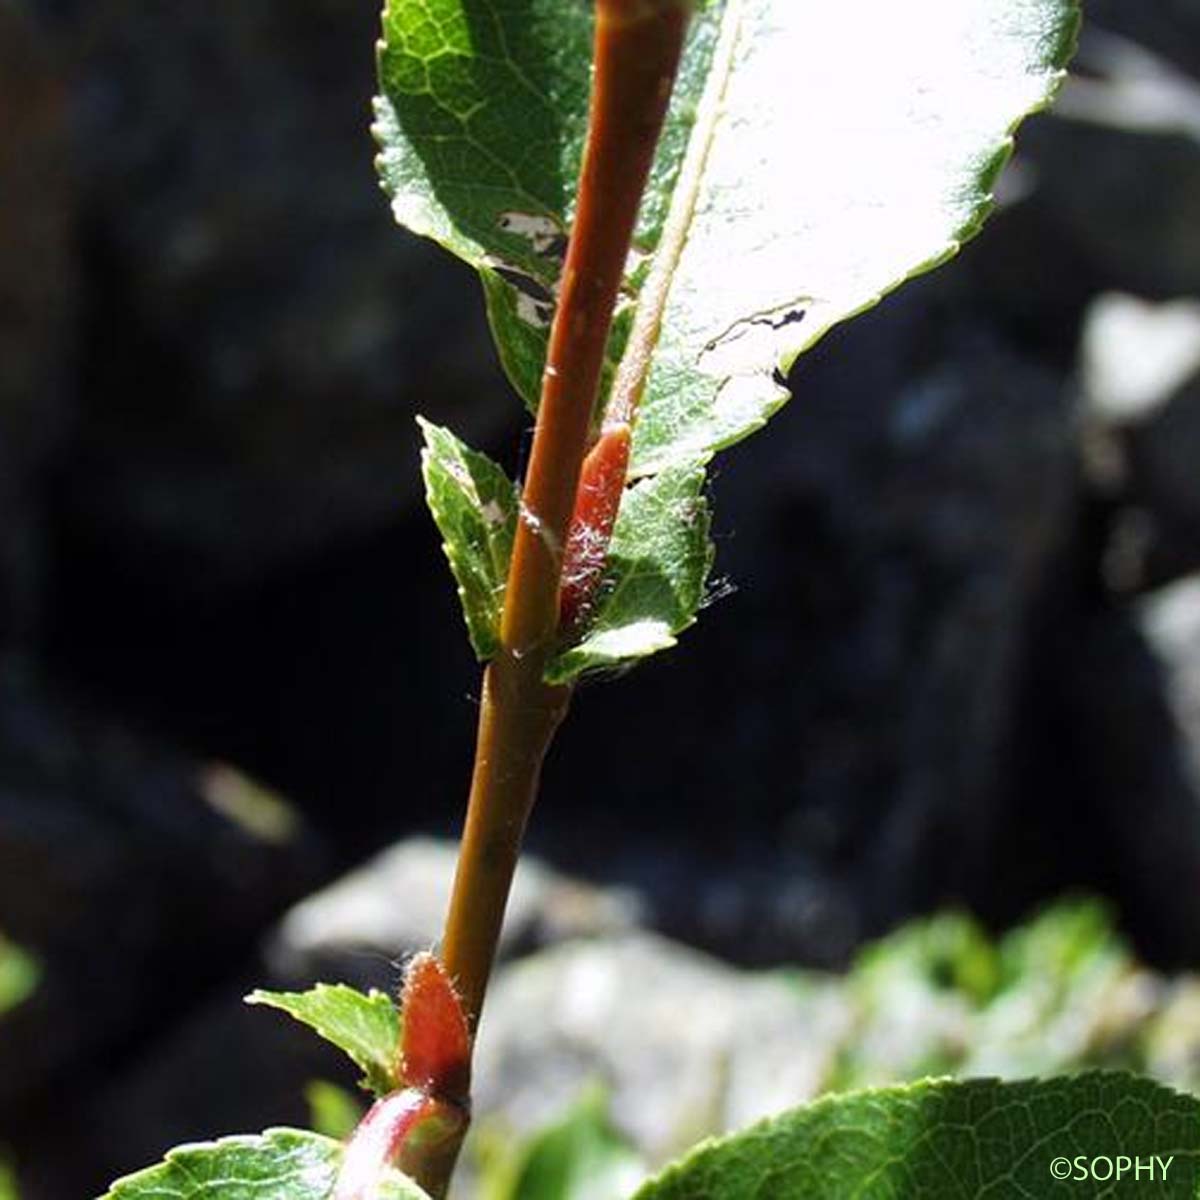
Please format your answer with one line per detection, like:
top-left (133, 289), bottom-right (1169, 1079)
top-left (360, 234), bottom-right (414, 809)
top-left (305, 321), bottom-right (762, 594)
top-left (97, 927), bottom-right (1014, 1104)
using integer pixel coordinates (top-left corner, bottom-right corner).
top-left (500, 0), bottom-right (692, 658)
top-left (438, 655), bottom-right (568, 1034)
top-left (335, 1089), bottom-right (464, 1200)
top-left (441, 0), bottom-right (691, 1032)
top-left (401, 3), bottom-right (691, 1195)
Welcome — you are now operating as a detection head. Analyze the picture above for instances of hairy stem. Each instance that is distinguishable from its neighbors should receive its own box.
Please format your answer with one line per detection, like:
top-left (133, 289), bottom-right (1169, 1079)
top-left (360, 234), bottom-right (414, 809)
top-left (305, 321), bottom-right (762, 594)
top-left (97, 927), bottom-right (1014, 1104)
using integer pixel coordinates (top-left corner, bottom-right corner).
top-left (409, 2), bottom-right (692, 1193)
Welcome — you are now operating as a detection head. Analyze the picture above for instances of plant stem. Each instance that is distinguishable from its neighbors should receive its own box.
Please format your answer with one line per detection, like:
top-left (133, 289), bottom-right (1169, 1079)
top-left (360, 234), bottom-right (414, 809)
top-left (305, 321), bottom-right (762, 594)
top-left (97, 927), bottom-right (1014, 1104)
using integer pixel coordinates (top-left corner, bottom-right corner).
top-left (439, 650), bottom-right (569, 1034)
top-left (441, 0), bottom-right (692, 1032)
top-left (411, 2), bottom-right (692, 1193)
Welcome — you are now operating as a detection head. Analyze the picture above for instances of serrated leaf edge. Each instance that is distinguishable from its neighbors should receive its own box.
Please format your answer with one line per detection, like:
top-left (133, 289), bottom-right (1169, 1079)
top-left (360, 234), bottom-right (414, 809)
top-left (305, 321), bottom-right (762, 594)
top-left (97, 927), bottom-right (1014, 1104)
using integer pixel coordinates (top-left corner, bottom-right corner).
top-left (416, 417), bottom-right (518, 662)
top-left (547, 463), bottom-right (712, 683)
top-left (630, 0), bottom-right (1080, 478)
top-left (629, 1069), bottom-right (1196, 1198)
top-left (246, 983), bottom-right (400, 1097)
top-left (100, 1127), bottom-right (340, 1198)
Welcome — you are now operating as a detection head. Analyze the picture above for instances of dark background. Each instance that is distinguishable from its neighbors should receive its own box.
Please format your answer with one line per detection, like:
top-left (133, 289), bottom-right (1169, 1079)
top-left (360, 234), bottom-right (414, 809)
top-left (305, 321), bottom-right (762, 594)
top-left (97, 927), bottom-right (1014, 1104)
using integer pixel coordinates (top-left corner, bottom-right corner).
top-left (3, 0), bottom-right (1200, 1194)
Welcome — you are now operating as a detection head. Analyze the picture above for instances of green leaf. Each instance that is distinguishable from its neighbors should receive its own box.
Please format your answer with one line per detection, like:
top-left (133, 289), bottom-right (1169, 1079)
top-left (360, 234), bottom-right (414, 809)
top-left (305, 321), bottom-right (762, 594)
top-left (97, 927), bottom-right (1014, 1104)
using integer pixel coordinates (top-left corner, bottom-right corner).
top-left (306, 1080), bottom-right (366, 1141)
top-left (376, 0), bottom-right (1077, 673)
top-left (0, 933), bottom-right (38, 1017)
top-left (376, 0), bottom-right (1078, 469)
top-left (0, 1155), bottom-right (17, 1200)
top-left (634, 1073), bottom-right (1200, 1200)
top-left (480, 1091), bottom-right (646, 1200)
top-left (547, 463), bottom-right (712, 683)
top-left (99, 1128), bottom-right (429, 1200)
top-left (417, 418), bottom-right (519, 660)
top-left (246, 984), bottom-right (400, 1097)
top-left (624, 0), bottom-right (1080, 477)
top-left (852, 910), bottom-right (1002, 1010)
top-left (374, 3), bottom-right (722, 414)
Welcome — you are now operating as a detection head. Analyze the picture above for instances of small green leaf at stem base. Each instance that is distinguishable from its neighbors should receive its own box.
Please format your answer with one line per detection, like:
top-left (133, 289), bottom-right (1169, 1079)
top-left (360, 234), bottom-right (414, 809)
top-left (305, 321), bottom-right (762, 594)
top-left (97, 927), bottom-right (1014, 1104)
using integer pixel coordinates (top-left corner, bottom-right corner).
top-left (418, 418), bottom-right (519, 662)
top-left (0, 932), bottom-right (38, 1016)
top-left (99, 1128), bottom-right (430, 1200)
top-left (0, 1156), bottom-right (16, 1200)
top-left (306, 1081), bottom-right (365, 1141)
top-left (246, 984), bottom-right (401, 1097)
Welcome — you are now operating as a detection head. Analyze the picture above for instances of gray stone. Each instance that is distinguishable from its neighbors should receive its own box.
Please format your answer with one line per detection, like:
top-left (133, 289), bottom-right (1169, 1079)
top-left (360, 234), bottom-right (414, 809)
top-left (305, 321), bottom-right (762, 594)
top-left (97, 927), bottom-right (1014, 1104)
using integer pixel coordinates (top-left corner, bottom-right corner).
top-left (471, 934), bottom-right (853, 1165)
top-left (17, 928), bottom-right (845, 1196)
top-left (1140, 575), bottom-right (1200, 784)
top-left (1082, 293), bottom-right (1200, 425)
top-left (1078, 293), bottom-right (1200, 592)
top-left (267, 838), bottom-right (643, 990)
top-left (1144, 976), bottom-right (1200, 1092)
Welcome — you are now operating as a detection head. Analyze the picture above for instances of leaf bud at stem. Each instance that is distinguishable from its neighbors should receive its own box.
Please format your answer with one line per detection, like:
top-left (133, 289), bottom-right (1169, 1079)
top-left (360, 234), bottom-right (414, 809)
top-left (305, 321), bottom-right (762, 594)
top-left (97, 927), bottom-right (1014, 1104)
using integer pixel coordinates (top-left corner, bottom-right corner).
top-left (559, 423), bottom-right (632, 632)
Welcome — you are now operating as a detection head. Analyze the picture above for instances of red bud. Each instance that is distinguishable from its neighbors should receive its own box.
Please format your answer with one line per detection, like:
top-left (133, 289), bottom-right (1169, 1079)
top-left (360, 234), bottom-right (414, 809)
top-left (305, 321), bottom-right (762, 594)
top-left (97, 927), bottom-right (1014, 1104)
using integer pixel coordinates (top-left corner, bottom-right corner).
top-left (398, 953), bottom-right (472, 1104)
top-left (559, 422), bottom-right (631, 632)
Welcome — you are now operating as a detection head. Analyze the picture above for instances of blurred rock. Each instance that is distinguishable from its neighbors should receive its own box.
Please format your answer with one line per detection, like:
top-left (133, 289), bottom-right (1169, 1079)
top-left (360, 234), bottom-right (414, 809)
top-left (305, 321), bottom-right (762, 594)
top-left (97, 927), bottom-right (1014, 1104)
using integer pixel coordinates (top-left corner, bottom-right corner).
top-left (1125, 383), bottom-right (1200, 587)
top-left (1144, 977), bottom-right (1200, 1091)
top-left (471, 934), bottom-right (853, 1164)
top-left (0, 928), bottom-right (876, 1195)
top-left (0, 6), bottom-right (72, 642)
top-left (0, 654), bottom-right (323, 1122)
top-left (1046, 582), bottom-right (1200, 965)
top-left (1140, 575), bottom-right (1200, 785)
top-left (1080, 294), bottom-right (1200, 591)
top-left (1087, 0), bottom-right (1200, 81)
top-left (1082, 293), bottom-right (1200, 425)
top-left (1021, 27), bottom-right (1200, 299)
top-left (28, 0), bottom-right (507, 591)
top-left (17, 0), bottom-right (1200, 986)
top-left (21, 895), bottom-right (1197, 1198)
top-left (8, 0), bottom-right (1200, 1190)
top-left (267, 837), bottom-right (643, 990)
